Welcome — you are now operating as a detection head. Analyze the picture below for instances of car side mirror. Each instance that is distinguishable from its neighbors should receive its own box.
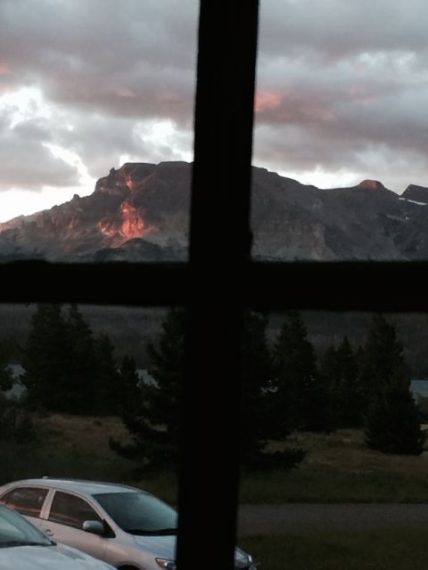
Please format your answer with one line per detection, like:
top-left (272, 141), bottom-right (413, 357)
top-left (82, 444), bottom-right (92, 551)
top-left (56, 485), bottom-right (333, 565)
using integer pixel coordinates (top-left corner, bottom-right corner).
top-left (82, 520), bottom-right (105, 536)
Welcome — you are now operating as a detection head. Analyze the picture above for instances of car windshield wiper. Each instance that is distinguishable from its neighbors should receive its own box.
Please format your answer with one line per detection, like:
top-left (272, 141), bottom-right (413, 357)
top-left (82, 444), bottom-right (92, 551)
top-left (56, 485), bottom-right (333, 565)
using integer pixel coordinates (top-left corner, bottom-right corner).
top-left (0, 540), bottom-right (53, 548)
top-left (125, 528), bottom-right (177, 536)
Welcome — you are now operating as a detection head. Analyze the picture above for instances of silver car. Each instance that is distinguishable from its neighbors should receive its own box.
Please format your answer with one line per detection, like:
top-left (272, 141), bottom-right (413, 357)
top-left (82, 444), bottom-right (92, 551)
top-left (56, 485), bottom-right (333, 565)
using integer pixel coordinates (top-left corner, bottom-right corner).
top-left (0, 503), bottom-right (115, 570)
top-left (0, 478), bottom-right (256, 570)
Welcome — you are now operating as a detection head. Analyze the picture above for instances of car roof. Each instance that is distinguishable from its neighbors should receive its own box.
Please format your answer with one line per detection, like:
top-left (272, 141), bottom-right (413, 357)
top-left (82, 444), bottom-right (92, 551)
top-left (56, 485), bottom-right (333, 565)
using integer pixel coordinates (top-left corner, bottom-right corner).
top-left (4, 478), bottom-right (145, 497)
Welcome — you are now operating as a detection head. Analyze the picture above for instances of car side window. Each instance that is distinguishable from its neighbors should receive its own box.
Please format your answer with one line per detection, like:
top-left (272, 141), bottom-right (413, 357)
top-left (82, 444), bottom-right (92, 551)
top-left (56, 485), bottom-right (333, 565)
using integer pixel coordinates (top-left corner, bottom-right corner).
top-left (48, 491), bottom-right (101, 529)
top-left (1, 487), bottom-right (48, 518)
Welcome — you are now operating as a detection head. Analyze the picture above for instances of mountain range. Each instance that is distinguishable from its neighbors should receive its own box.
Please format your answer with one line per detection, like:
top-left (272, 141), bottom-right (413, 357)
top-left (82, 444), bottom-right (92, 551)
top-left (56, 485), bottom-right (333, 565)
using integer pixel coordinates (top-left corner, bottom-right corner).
top-left (1, 161), bottom-right (428, 262)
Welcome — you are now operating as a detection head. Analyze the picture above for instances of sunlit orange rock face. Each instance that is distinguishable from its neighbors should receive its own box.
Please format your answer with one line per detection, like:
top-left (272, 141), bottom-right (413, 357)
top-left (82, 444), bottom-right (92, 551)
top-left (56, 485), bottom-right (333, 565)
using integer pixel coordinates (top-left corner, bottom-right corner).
top-left (358, 179), bottom-right (384, 190)
top-left (97, 201), bottom-right (149, 246)
top-left (120, 202), bottom-right (146, 239)
top-left (124, 174), bottom-right (136, 191)
top-left (92, 161), bottom-right (190, 249)
top-left (0, 161), bottom-right (191, 261)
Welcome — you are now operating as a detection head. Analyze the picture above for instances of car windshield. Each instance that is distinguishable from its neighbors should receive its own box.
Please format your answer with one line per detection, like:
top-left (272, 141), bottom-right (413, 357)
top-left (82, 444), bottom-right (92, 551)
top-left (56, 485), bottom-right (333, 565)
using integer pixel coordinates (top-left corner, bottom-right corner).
top-left (0, 505), bottom-right (53, 548)
top-left (94, 492), bottom-right (178, 535)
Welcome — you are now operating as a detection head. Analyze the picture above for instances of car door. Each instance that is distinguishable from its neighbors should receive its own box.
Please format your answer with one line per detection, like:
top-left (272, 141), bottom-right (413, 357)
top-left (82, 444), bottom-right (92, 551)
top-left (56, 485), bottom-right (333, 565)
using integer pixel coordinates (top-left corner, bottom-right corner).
top-left (39, 490), bottom-right (107, 562)
top-left (0, 486), bottom-right (49, 529)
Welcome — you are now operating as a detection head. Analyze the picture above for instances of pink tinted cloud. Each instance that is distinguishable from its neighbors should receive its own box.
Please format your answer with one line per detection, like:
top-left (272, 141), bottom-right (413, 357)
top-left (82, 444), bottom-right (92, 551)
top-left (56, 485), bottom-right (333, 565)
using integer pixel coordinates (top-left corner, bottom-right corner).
top-left (255, 89), bottom-right (282, 113)
top-left (344, 85), bottom-right (377, 105)
top-left (255, 89), bottom-right (335, 125)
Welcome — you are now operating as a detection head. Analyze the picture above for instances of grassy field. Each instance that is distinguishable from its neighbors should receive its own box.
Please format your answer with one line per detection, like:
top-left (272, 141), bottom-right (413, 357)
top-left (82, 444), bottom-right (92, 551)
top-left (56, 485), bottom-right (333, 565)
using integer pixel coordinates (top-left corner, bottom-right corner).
top-left (239, 428), bottom-right (428, 503)
top-left (0, 414), bottom-right (135, 485)
top-left (3, 415), bottom-right (428, 505)
top-left (0, 413), bottom-right (180, 503)
top-left (240, 529), bottom-right (428, 570)
top-left (4, 414), bottom-right (428, 570)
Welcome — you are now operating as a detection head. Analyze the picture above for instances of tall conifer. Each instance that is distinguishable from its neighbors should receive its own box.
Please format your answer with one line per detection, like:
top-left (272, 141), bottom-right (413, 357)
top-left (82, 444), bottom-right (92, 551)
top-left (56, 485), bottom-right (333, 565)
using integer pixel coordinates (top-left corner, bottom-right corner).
top-left (361, 315), bottom-right (425, 455)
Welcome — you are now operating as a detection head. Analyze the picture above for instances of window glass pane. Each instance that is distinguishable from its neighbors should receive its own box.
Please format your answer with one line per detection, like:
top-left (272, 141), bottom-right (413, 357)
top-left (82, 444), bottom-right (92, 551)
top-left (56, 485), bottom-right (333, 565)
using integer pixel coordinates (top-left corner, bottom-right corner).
top-left (0, 1), bottom-right (197, 262)
top-left (252, 0), bottom-right (428, 261)
top-left (2, 488), bottom-right (48, 517)
top-left (49, 492), bottom-right (100, 528)
top-left (0, 303), bottom-right (179, 508)
top-left (238, 309), bottom-right (428, 568)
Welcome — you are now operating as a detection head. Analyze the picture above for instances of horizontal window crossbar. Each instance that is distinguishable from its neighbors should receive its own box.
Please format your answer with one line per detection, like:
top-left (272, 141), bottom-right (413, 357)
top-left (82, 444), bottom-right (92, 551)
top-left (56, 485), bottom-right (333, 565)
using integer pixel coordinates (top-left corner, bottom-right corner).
top-left (0, 260), bottom-right (427, 312)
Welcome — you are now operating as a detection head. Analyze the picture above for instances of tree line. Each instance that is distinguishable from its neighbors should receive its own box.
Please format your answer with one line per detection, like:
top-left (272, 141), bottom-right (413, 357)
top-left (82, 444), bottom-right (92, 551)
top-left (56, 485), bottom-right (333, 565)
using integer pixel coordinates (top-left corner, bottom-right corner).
top-left (112, 308), bottom-right (425, 471)
top-left (0, 304), bottom-right (140, 442)
top-left (0, 304), bottom-right (425, 470)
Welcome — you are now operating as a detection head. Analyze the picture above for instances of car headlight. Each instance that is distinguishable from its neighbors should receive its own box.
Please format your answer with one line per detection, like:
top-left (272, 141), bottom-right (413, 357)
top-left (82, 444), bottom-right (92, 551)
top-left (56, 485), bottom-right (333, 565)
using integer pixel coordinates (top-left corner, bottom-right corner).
top-left (155, 558), bottom-right (177, 570)
top-left (235, 547), bottom-right (255, 568)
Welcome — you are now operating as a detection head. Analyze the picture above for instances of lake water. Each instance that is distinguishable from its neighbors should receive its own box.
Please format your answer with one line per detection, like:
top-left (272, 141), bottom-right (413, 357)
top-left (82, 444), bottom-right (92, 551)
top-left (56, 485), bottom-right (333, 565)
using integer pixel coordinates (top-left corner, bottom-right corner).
top-left (410, 379), bottom-right (428, 399)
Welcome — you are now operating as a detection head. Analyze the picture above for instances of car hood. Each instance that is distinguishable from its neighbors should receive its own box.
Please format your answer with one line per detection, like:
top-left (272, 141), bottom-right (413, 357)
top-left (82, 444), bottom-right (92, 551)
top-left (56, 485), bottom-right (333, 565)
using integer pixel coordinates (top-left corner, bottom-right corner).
top-left (132, 535), bottom-right (252, 567)
top-left (0, 544), bottom-right (113, 570)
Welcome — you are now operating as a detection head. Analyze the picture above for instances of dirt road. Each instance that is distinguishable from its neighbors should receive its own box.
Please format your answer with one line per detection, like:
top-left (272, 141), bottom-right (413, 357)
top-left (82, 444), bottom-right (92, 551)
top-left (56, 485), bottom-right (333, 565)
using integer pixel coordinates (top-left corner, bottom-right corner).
top-left (238, 503), bottom-right (428, 536)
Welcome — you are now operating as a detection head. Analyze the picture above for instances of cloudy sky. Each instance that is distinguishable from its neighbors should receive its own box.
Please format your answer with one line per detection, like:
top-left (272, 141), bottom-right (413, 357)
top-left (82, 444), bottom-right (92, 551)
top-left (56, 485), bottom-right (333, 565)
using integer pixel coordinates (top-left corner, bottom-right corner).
top-left (0, 0), bottom-right (427, 222)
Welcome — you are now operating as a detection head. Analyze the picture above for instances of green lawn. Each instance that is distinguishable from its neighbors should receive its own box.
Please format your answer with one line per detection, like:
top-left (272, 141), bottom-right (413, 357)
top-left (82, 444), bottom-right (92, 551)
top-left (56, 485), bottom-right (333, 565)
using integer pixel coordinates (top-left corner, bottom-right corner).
top-left (3, 415), bottom-right (428, 505)
top-left (239, 428), bottom-right (428, 503)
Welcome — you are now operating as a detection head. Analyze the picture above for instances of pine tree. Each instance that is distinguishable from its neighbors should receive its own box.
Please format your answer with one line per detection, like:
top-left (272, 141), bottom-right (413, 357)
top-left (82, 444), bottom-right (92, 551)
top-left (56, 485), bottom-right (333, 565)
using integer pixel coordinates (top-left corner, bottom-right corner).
top-left (365, 386), bottom-right (425, 455)
top-left (111, 307), bottom-right (185, 469)
top-left (320, 336), bottom-right (362, 428)
top-left (0, 341), bottom-right (13, 437)
top-left (93, 333), bottom-right (121, 416)
top-left (240, 310), bottom-right (305, 469)
top-left (359, 314), bottom-right (409, 407)
top-left (273, 311), bottom-right (330, 432)
top-left (112, 308), bottom-right (304, 470)
top-left (22, 303), bottom-right (127, 416)
top-left (118, 355), bottom-right (141, 417)
top-left (23, 304), bottom-right (71, 411)
top-left (65, 304), bottom-right (97, 413)
top-left (0, 341), bottom-right (12, 393)
top-left (361, 314), bottom-right (425, 455)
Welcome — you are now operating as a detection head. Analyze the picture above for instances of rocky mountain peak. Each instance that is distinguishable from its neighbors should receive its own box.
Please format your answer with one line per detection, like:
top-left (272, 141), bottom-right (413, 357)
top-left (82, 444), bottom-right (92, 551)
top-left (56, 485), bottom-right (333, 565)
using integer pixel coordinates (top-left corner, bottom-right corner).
top-left (94, 163), bottom-right (157, 196)
top-left (358, 179), bottom-right (385, 190)
top-left (401, 184), bottom-right (428, 205)
top-left (1, 163), bottom-right (428, 262)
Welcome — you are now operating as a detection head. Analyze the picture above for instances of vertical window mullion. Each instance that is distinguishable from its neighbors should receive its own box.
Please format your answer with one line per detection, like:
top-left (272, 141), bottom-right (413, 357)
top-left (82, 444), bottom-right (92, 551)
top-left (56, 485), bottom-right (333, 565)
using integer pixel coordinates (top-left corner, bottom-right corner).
top-left (176, 2), bottom-right (259, 570)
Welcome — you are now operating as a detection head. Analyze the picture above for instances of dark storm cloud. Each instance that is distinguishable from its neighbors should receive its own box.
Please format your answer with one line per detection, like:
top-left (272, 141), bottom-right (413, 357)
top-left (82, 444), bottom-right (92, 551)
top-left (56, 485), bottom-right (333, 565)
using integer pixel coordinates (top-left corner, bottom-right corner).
top-left (0, 0), bottom-right (197, 191)
top-left (0, 0), bottom-right (197, 123)
top-left (56, 113), bottom-right (147, 175)
top-left (0, 115), bottom-right (79, 190)
top-left (52, 111), bottom-right (192, 177)
top-left (253, 0), bottom-right (428, 187)
top-left (259, 0), bottom-right (428, 62)
top-left (1, 0), bottom-right (428, 196)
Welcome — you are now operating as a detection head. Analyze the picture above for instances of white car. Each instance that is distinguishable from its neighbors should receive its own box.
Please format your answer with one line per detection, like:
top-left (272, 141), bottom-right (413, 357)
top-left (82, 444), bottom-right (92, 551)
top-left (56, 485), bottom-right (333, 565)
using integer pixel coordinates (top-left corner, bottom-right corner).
top-left (0, 503), bottom-right (115, 570)
top-left (0, 478), bottom-right (256, 570)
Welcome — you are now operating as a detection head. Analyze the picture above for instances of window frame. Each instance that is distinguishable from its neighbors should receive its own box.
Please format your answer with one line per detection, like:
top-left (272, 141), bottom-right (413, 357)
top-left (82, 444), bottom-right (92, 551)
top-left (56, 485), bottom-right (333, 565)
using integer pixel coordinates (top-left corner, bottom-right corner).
top-left (0, 1), bottom-right (425, 569)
